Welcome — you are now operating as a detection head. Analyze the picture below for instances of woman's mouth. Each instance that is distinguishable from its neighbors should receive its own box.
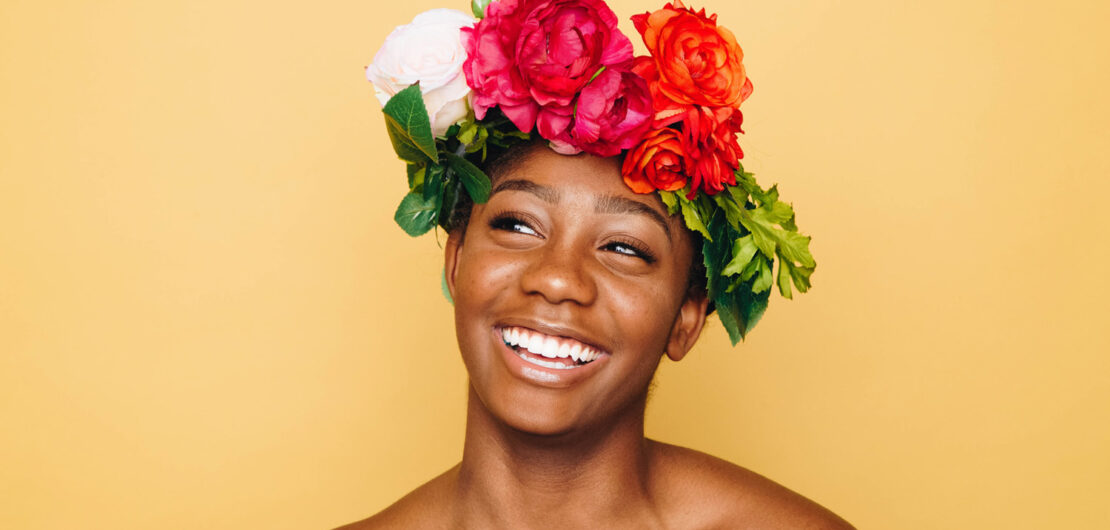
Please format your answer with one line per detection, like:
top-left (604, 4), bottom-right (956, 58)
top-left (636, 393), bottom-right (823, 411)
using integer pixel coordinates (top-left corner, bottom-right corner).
top-left (499, 326), bottom-right (603, 370)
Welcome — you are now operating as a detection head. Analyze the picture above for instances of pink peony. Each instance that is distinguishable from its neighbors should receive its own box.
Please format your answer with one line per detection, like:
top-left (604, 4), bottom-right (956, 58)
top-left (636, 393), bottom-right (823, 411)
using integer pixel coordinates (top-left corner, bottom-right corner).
top-left (460, 0), bottom-right (635, 134)
top-left (538, 68), bottom-right (652, 157)
top-left (517, 0), bottom-right (633, 107)
top-left (460, 0), bottom-right (535, 130)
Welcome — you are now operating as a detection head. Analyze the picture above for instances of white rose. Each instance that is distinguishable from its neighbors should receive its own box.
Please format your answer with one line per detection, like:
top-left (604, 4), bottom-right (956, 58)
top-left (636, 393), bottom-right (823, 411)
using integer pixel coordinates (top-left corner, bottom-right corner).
top-left (366, 9), bottom-right (475, 137)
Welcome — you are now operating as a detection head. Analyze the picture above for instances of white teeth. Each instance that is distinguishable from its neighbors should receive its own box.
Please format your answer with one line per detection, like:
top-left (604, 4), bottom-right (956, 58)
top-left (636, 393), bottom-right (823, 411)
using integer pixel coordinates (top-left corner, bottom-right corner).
top-left (541, 337), bottom-right (559, 358)
top-left (499, 326), bottom-right (604, 365)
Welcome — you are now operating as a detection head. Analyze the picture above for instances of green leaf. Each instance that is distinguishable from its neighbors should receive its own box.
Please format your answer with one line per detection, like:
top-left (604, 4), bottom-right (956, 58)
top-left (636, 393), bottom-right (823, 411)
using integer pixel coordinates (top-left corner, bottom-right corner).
top-left (737, 203), bottom-right (814, 268)
top-left (471, 0), bottom-right (492, 18)
top-left (714, 291), bottom-right (744, 345)
top-left (752, 257), bottom-right (773, 294)
top-left (751, 199), bottom-right (794, 225)
top-left (658, 190), bottom-right (679, 216)
top-left (762, 184), bottom-right (780, 205)
top-left (457, 120), bottom-right (479, 145)
top-left (734, 170), bottom-right (761, 200)
top-left (777, 257), bottom-right (794, 299)
top-left (740, 252), bottom-right (762, 282)
top-left (679, 196), bottom-right (712, 241)
top-left (394, 191), bottom-right (438, 236)
top-left (466, 127), bottom-right (489, 156)
top-left (790, 263), bottom-right (815, 293)
top-left (446, 153), bottom-right (491, 203)
top-left (740, 286), bottom-right (771, 337)
top-left (778, 248), bottom-right (815, 294)
top-left (406, 163), bottom-right (426, 190)
top-left (701, 211), bottom-right (729, 299)
top-left (712, 281), bottom-right (770, 345)
top-left (437, 174), bottom-right (460, 230)
top-left (738, 208), bottom-right (777, 259)
top-left (382, 84), bottom-right (437, 162)
top-left (423, 163), bottom-right (445, 201)
top-left (726, 182), bottom-right (751, 207)
top-left (781, 213), bottom-right (799, 232)
top-left (384, 119), bottom-right (430, 164)
top-left (488, 126), bottom-right (532, 149)
top-left (722, 235), bottom-right (759, 277)
top-left (778, 230), bottom-right (817, 268)
top-left (713, 192), bottom-right (744, 231)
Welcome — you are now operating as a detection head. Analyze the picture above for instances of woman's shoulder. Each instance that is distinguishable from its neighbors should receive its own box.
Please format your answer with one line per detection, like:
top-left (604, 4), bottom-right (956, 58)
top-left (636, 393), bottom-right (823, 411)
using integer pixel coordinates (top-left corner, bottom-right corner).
top-left (333, 465), bottom-right (458, 530)
top-left (648, 440), bottom-right (854, 529)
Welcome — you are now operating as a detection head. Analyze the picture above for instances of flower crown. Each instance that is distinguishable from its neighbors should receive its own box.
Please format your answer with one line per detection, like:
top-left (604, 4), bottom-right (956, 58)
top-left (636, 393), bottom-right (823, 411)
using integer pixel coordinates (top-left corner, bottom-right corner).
top-left (366, 0), bottom-right (815, 344)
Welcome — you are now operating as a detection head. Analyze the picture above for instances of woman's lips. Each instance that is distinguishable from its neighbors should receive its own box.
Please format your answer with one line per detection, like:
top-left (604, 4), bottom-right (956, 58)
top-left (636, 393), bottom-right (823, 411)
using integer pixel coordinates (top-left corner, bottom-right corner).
top-left (499, 326), bottom-right (604, 366)
top-left (493, 325), bottom-right (610, 387)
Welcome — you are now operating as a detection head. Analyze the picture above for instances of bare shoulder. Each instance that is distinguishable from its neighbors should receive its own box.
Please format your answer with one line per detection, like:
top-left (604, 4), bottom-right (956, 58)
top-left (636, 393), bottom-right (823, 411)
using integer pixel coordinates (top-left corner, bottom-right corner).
top-left (649, 441), bottom-right (854, 530)
top-left (334, 465), bottom-right (458, 530)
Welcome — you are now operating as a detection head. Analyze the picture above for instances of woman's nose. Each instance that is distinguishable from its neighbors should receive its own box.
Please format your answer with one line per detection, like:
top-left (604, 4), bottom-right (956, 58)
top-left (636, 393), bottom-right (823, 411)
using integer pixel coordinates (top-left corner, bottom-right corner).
top-left (519, 242), bottom-right (598, 306)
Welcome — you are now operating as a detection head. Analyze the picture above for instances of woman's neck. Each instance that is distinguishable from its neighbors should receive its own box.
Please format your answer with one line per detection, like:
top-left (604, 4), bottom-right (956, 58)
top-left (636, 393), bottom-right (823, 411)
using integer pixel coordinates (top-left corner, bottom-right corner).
top-left (452, 385), bottom-right (663, 529)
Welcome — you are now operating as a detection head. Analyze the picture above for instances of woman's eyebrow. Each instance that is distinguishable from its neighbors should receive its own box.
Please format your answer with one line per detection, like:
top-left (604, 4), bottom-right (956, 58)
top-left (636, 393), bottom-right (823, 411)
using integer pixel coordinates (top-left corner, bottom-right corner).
top-left (595, 195), bottom-right (672, 242)
top-left (490, 179), bottom-right (560, 203)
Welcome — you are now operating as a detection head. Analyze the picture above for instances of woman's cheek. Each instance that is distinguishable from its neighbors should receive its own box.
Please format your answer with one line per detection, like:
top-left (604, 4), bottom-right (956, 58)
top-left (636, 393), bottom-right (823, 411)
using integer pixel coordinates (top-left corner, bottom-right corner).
top-left (618, 277), bottom-right (682, 346)
top-left (458, 245), bottom-right (522, 302)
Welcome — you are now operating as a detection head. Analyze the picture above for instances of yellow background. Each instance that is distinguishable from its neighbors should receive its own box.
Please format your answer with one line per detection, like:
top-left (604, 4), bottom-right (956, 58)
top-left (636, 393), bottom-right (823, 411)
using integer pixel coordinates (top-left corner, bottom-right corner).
top-left (2, 0), bottom-right (1108, 527)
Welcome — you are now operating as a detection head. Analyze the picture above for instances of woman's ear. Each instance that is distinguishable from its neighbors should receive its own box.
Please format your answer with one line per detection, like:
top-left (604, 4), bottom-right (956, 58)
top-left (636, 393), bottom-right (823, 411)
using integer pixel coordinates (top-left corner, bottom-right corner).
top-left (444, 230), bottom-right (464, 301)
top-left (665, 290), bottom-right (709, 362)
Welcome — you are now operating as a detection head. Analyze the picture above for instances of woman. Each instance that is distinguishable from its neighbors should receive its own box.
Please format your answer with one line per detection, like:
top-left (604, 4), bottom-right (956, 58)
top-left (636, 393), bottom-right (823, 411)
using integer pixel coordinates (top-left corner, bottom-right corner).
top-left (348, 0), bottom-right (849, 527)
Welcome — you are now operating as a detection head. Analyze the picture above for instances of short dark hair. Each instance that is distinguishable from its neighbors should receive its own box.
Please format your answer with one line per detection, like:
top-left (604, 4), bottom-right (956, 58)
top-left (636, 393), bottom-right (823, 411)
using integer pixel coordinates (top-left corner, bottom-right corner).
top-left (445, 138), bottom-right (543, 233)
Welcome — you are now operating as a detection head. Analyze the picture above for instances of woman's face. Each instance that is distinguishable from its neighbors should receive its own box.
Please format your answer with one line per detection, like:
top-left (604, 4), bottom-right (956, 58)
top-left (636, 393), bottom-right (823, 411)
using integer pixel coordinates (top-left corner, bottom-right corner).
top-left (445, 146), bottom-right (707, 436)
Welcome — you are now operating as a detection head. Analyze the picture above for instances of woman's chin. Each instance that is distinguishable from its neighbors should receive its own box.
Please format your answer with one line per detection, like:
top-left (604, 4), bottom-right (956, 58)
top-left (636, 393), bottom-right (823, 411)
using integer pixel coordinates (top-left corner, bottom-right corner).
top-left (484, 390), bottom-right (591, 437)
top-left (503, 414), bottom-right (581, 438)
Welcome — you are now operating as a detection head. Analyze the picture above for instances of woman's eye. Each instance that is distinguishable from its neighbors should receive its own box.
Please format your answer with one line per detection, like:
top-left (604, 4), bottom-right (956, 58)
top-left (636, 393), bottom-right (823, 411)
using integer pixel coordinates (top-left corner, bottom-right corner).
top-left (603, 241), bottom-right (656, 263)
top-left (490, 215), bottom-right (538, 236)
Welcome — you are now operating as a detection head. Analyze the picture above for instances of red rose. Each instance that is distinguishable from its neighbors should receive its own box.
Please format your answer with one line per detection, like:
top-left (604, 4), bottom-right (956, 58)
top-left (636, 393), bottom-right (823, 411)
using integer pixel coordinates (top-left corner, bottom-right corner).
top-left (681, 106), bottom-right (744, 196)
top-left (621, 127), bottom-right (688, 194)
top-left (631, 1), bottom-right (753, 122)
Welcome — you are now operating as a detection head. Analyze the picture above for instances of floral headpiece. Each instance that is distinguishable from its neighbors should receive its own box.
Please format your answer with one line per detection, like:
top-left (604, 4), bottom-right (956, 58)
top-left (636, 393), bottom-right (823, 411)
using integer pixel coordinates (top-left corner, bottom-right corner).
top-left (366, 0), bottom-right (815, 344)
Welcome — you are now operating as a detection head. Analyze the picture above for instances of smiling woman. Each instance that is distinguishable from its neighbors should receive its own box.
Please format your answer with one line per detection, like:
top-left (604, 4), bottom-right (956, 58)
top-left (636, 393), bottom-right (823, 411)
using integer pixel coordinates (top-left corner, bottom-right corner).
top-left (345, 0), bottom-right (846, 527)
top-left (338, 147), bottom-right (851, 528)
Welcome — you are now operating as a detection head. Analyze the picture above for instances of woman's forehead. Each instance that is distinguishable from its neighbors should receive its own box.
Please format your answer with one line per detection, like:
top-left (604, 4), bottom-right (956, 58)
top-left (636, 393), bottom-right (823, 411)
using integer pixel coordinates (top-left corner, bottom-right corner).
top-left (490, 147), bottom-right (656, 207)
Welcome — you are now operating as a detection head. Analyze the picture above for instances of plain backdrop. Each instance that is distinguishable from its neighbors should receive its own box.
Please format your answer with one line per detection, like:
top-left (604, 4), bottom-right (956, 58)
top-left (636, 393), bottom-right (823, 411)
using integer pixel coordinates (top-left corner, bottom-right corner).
top-left (2, 0), bottom-right (1108, 528)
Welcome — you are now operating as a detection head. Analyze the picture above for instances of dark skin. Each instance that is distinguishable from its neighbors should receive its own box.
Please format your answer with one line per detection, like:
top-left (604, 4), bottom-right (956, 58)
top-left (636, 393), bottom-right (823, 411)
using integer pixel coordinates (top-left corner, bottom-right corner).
top-left (339, 147), bottom-right (852, 529)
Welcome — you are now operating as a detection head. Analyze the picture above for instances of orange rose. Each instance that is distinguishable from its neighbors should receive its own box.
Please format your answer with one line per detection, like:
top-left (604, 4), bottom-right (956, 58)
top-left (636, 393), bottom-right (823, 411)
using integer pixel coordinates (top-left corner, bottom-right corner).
top-left (631, 1), bottom-right (753, 119)
top-left (621, 127), bottom-right (688, 194)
